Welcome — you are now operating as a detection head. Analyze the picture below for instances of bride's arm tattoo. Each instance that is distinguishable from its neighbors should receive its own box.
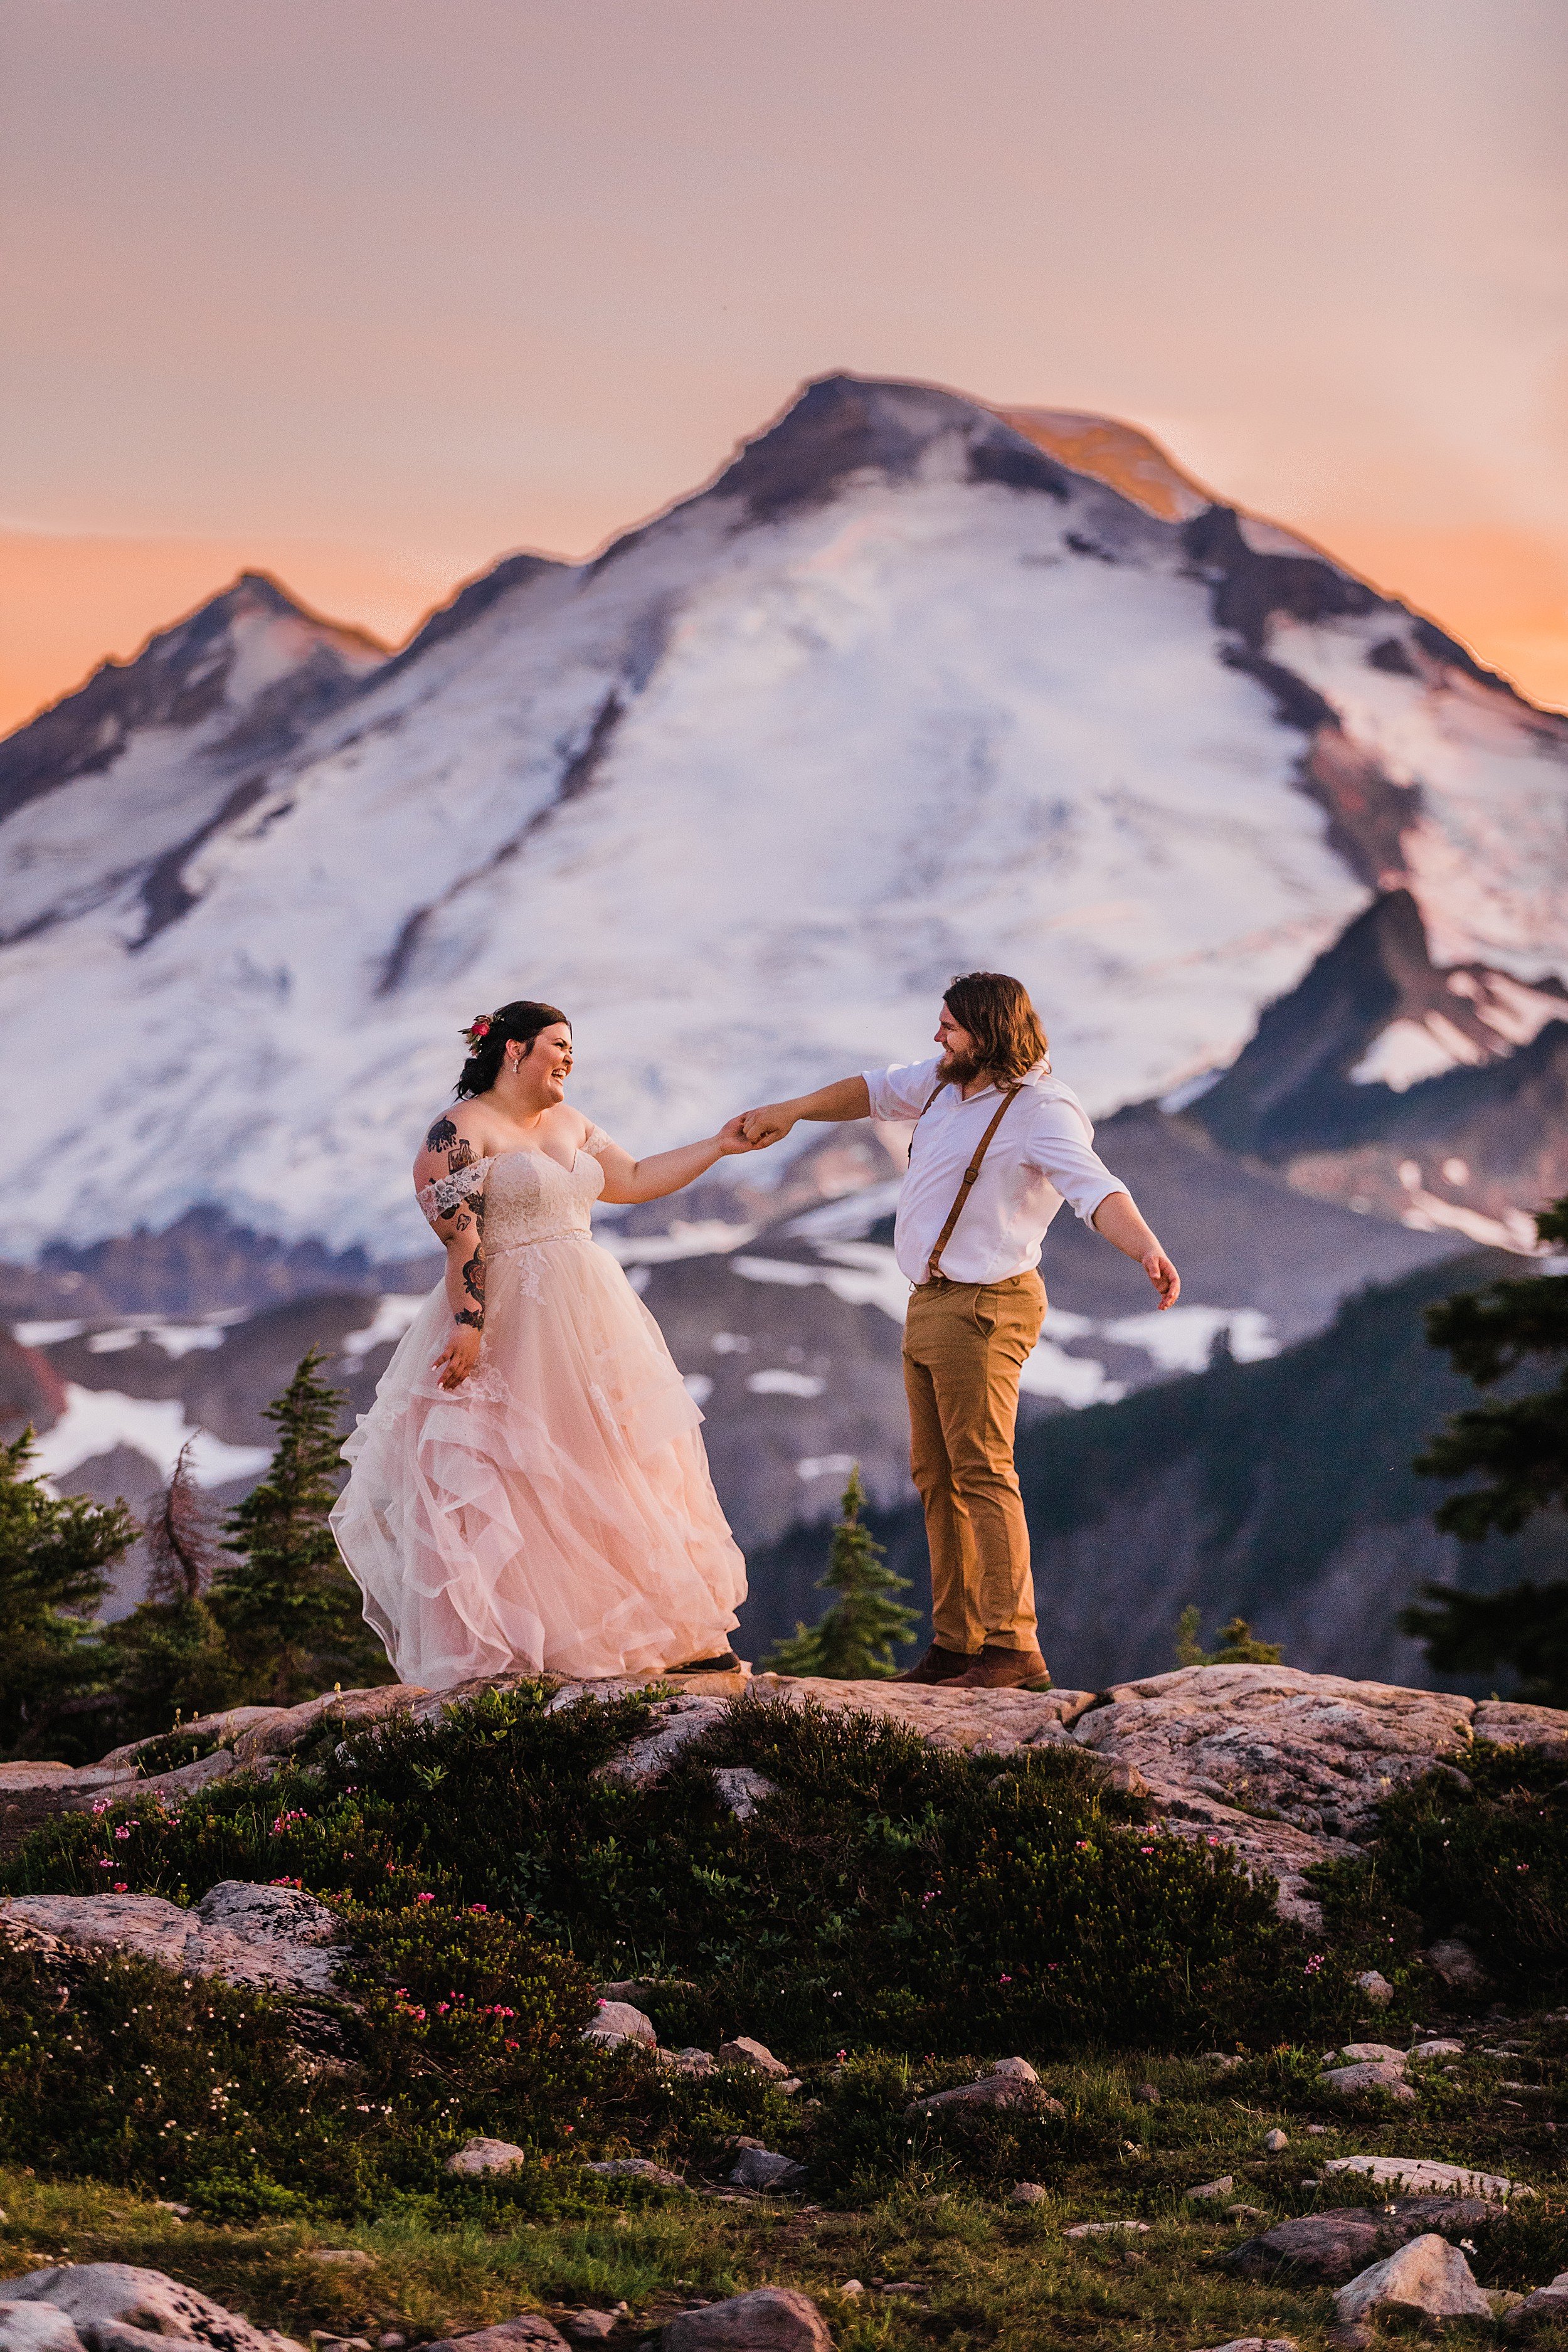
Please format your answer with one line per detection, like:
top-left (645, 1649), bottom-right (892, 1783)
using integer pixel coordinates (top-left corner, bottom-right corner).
top-left (425, 1115), bottom-right (477, 1176)
top-left (452, 1197), bottom-right (486, 1333)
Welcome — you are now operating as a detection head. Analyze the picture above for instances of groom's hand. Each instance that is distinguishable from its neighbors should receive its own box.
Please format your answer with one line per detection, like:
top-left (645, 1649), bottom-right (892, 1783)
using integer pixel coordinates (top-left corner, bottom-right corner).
top-left (738, 1104), bottom-right (796, 1147)
top-left (714, 1113), bottom-right (764, 1156)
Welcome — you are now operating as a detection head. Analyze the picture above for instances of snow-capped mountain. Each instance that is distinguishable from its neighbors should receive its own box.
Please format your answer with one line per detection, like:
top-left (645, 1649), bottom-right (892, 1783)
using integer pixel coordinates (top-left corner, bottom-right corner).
top-left (3, 573), bottom-right (384, 951)
top-left (9, 373), bottom-right (1568, 1263)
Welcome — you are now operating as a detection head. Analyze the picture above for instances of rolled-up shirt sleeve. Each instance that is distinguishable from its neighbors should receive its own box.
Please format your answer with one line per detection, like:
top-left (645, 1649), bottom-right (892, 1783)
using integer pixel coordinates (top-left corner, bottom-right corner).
top-left (1024, 1099), bottom-right (1130, 1222)
top-left (862, 1055), bottom-right (943, 1123)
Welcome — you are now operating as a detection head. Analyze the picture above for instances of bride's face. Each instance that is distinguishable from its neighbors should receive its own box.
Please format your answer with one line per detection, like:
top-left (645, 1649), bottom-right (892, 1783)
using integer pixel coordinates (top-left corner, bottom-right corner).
top-left (519, 1022), bottom-right (575, 1104)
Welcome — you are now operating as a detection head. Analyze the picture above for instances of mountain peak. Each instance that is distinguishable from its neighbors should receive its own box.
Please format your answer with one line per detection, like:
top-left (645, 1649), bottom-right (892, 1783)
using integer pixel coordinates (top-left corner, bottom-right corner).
top-left (992, 407), bottom-right (1214, 523)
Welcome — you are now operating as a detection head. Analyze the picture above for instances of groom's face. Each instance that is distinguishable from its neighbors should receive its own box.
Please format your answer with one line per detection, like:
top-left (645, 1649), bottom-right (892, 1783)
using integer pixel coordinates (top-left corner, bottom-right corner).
top-left (935, 1004), bottom-right (981, 1079)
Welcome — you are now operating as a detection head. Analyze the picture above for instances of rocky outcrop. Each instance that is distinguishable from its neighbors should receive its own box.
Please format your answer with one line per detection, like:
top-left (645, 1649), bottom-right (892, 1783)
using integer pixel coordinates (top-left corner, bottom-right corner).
top-left (0, 1881), bottom-right (344, 1996)
top-left (0, 2265), bottom-right (304, 2352)
top-left (14, 1661), bottom-right (1568, 1944)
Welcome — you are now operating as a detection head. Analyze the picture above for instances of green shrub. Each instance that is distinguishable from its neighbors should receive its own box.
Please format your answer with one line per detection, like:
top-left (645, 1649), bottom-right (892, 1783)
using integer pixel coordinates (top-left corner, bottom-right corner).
top-left (9, 1686), bottom-right (1364, 2058)
top-left (1311, 1740), bottom-right (1568, 2002)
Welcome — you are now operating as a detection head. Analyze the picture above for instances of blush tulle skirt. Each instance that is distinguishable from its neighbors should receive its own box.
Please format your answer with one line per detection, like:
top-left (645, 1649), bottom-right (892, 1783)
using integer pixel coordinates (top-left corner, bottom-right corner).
top-left (331, 1232), bottom-right (746, 1688)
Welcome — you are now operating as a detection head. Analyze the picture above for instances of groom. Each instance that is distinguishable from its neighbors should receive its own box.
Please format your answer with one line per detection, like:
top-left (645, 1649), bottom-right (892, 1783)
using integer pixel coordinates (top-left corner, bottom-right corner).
top-left (739, 972), bottom-right (1179, 1688)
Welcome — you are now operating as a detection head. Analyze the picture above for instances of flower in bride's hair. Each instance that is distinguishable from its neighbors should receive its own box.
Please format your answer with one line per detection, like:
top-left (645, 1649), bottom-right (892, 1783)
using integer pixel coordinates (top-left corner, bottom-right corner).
top-left (462, 1014), bottom-right (493, 1047)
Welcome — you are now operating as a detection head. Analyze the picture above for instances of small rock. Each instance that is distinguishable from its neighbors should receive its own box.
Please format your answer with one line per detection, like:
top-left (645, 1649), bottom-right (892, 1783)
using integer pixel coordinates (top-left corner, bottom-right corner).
top-left (151, 2201), bottom-right (191, 2220)
top-left (711, 1767), bottom-right (776, 1821)
top-left (1316, 2061), bottom-right (1416, 2102)
top-left (1199, 2051), bottom-right (1243, 2071)
top-left (1187, 2176), bottom-right (1235, 2200)
top-left (1325, 2330), bottom-right (1374, 2351)
top-left (716, 2035), bottom-right (788, 2078)
top-left (595, 1979), bottom-right (648, 2002)
top-left (309, 2250), bottom-right (374, 2267)
top-left (1010, 2182), bottom-right (1046, 2205)
top-left (1336, 2043), bottom-right (1406, 2066)
top-left (661, 2287), bottom-right (832, 2351)
top-left (1410, 2038), bottom-right (1464, 2060)
top-left (586, 2159), bottom-right (682, 2188)
top-left (0, 2309), bottom-right (85, 2352)
top-left (565, 2321), bottom-right (617, 2343)
top-left (378, 2337), bottom-right (406, 2349)
top-left (1261, 2129), bottom-right (1290, 2152)
top-left (1505, 2271), bottom-right (1568, 2336)
top-left (1355, 1969), bottom-right (1394, 2006)
top-left (585, 2000), bottom-right (657, 2050)
top-left (1062, 2220), bottom-right (1151, 2238)
top-left (315, 2339), bottom-right (370, 2352)
top-left (908, 2057), bottom-right (1062, 2115)
top-left (1189, 2341), bottom-right (1296, 2352)
top-left (1226, 2205), bottom-right (1266, 2221)
top-left (424, 2323), bottom-right (567, 2352)
top-left (837, 2282), bottom-right (864, 2298)
top-left (1131, 2082), bottom-right (1161, 2104)
top-left (728, 2148), bottom-right (808, 2191)
top-left (1336, 2233), bottom-right (1491, 2324)
top-left (1325, 2154), bottom-right (1527, 2198)
top-left (1425, 1937), bottom-right (1490, 1994)
top-left (445, 2137), bottom-right (527, 2176)
top-left (1304, 2124), bottom-right (1331, 2136)
top-left (778, 2078), bottom-right (803, 2095)
top-left (669, 2047), bottom-right (714, 2079)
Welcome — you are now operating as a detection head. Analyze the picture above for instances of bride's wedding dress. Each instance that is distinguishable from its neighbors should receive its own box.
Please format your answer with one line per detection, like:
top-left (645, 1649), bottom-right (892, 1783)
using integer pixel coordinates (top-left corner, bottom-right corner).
top-left (331, 1131), bottom-right (746, 1687)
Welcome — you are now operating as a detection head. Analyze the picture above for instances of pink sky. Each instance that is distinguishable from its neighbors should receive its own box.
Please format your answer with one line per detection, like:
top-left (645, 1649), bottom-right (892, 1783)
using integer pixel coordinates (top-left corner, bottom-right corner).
top-left (3, 0), bottom-right (1566, 729)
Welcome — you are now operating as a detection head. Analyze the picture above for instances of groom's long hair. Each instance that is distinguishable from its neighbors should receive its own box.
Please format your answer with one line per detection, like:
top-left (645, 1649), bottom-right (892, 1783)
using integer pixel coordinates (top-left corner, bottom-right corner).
top-left (943, 972), bottom-right (1049, 1085)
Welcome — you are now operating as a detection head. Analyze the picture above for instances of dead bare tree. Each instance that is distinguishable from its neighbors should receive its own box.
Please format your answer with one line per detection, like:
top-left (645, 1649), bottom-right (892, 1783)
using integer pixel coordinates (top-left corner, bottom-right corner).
top-left (142, 1439), bottom-right (225, 1603)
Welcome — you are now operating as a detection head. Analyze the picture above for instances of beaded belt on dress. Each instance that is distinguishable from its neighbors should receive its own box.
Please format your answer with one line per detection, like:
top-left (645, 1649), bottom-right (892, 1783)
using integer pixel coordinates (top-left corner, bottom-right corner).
top-left (486, 1227), bottom-right (593, 1258)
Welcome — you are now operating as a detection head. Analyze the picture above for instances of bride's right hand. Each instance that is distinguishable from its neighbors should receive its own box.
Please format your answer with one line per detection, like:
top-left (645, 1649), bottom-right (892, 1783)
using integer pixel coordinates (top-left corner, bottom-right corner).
top-left (433, 1323), bottom-right (482, 1389)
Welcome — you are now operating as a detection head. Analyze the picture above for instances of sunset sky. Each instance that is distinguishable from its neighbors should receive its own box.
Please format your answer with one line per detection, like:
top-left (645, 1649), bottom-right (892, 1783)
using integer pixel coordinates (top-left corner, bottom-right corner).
top-left (3, 0), bottom-right (1566, 731)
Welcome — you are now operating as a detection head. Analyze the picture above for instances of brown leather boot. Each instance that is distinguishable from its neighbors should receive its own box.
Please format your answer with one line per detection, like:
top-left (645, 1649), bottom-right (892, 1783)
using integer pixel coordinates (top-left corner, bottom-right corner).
top-left (894, 1641), bottom-right (981, 1685)
top-left (948, 1642), bottom-right (1052, 1690)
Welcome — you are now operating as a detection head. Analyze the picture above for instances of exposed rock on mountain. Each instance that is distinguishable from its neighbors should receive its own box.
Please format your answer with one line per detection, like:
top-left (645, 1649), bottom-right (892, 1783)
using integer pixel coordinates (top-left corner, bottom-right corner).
top-left (1, 573), bottom-right (383, 951)
top-left (1186, 888), bottom-right (1568, 1242)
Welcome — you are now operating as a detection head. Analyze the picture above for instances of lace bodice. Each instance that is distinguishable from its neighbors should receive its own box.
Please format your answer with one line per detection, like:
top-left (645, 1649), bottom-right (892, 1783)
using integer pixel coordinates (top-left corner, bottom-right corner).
top-left (416, 1125), bottom-right (612, 1250)
top-left (484, 1143), bottom-right (605, 1251)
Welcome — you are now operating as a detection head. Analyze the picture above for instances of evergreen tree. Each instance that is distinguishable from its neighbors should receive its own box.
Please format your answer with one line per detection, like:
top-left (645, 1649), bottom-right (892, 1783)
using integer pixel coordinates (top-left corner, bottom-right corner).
top-left (764, 1466), bottom-right (918, 1678)
top-left (1173, 1606), bottom-right (1282, 1667)
top-left (1402, 1196), bottom-right (1568, 1702)
top-left (209, 1350), bottom-right (391, 1705)
top-left (0, 1428), bottom-right (137, 1759)
top-left (102, 1442), bottom-right (241, 1740)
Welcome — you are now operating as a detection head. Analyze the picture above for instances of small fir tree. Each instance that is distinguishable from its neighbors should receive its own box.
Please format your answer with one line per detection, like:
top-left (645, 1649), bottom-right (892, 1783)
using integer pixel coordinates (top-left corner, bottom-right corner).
top-left (1173, 1606), bottom-right (1282, 1668)
top-left (1402, 1195), bottom-right (1568, 1702)
top-left (764, 1466), bottom-right (918, 1679)
top-left (102, 1442), bottom-right (241, 1740)
top-left (0, 1427), bottom-right (137, 1758)
top-left (209, 1349), bottom-right (391, 1705)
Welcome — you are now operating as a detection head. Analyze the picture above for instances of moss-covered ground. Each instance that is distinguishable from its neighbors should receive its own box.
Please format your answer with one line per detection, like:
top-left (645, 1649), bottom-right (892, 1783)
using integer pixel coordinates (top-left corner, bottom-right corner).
top-left (5, 1685), bottom-right (1568, 2346)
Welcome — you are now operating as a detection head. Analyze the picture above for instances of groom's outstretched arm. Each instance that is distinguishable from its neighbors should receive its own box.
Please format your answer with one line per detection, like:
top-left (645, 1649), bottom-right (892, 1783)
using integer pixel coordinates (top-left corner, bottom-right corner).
top-left (739, 1075), bottom-right (871, 1147)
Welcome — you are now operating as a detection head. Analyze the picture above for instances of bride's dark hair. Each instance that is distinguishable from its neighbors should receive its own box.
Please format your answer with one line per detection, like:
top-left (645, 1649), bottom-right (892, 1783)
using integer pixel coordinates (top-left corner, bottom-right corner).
top-left (453, 1000), bottom-right (570, 1099)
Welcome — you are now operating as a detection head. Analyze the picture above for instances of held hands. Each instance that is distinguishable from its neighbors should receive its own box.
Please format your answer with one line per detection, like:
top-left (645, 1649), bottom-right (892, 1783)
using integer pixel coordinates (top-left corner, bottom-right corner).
top-left (736, 1103), bottom-right (797, 1148)
top-left (432, 1322), bottom-right (482, 1390)
top-left (714, 1113), bottom-right (766, 1157)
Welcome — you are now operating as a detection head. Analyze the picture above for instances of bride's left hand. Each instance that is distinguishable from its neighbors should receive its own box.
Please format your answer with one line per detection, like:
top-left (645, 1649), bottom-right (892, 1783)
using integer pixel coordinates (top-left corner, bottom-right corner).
top-left (715, 1113), bottom-right (765, 1156)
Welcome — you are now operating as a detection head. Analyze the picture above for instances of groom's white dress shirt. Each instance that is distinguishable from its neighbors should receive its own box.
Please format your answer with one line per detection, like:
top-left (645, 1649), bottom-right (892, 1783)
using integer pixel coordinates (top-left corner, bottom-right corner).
top-left (862, 1056), bottom-right (1130, 1288)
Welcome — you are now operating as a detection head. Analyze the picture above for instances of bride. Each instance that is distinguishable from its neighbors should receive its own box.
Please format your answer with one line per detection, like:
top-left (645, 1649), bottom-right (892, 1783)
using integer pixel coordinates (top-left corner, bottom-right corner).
top-left (331, 999), bottom-right (756, 1688)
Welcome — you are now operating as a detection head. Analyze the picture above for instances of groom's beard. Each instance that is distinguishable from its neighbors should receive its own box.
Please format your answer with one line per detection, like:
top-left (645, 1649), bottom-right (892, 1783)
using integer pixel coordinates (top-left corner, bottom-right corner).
top-left (938, 1046), bottom-right (987, 1086)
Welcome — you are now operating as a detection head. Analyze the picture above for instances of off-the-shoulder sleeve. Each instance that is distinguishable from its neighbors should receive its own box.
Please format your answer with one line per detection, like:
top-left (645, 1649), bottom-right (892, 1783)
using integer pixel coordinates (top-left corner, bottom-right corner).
top-left (415, 1155), bottom-right (494, 1229)
top-left (579, 1123), bottom-right (615, 1158)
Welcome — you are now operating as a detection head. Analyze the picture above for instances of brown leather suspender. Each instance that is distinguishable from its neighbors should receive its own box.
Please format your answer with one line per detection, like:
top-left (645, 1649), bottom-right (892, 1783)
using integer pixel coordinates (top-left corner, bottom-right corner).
top-left (920, 1082), bottom-right (1022, 1283)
